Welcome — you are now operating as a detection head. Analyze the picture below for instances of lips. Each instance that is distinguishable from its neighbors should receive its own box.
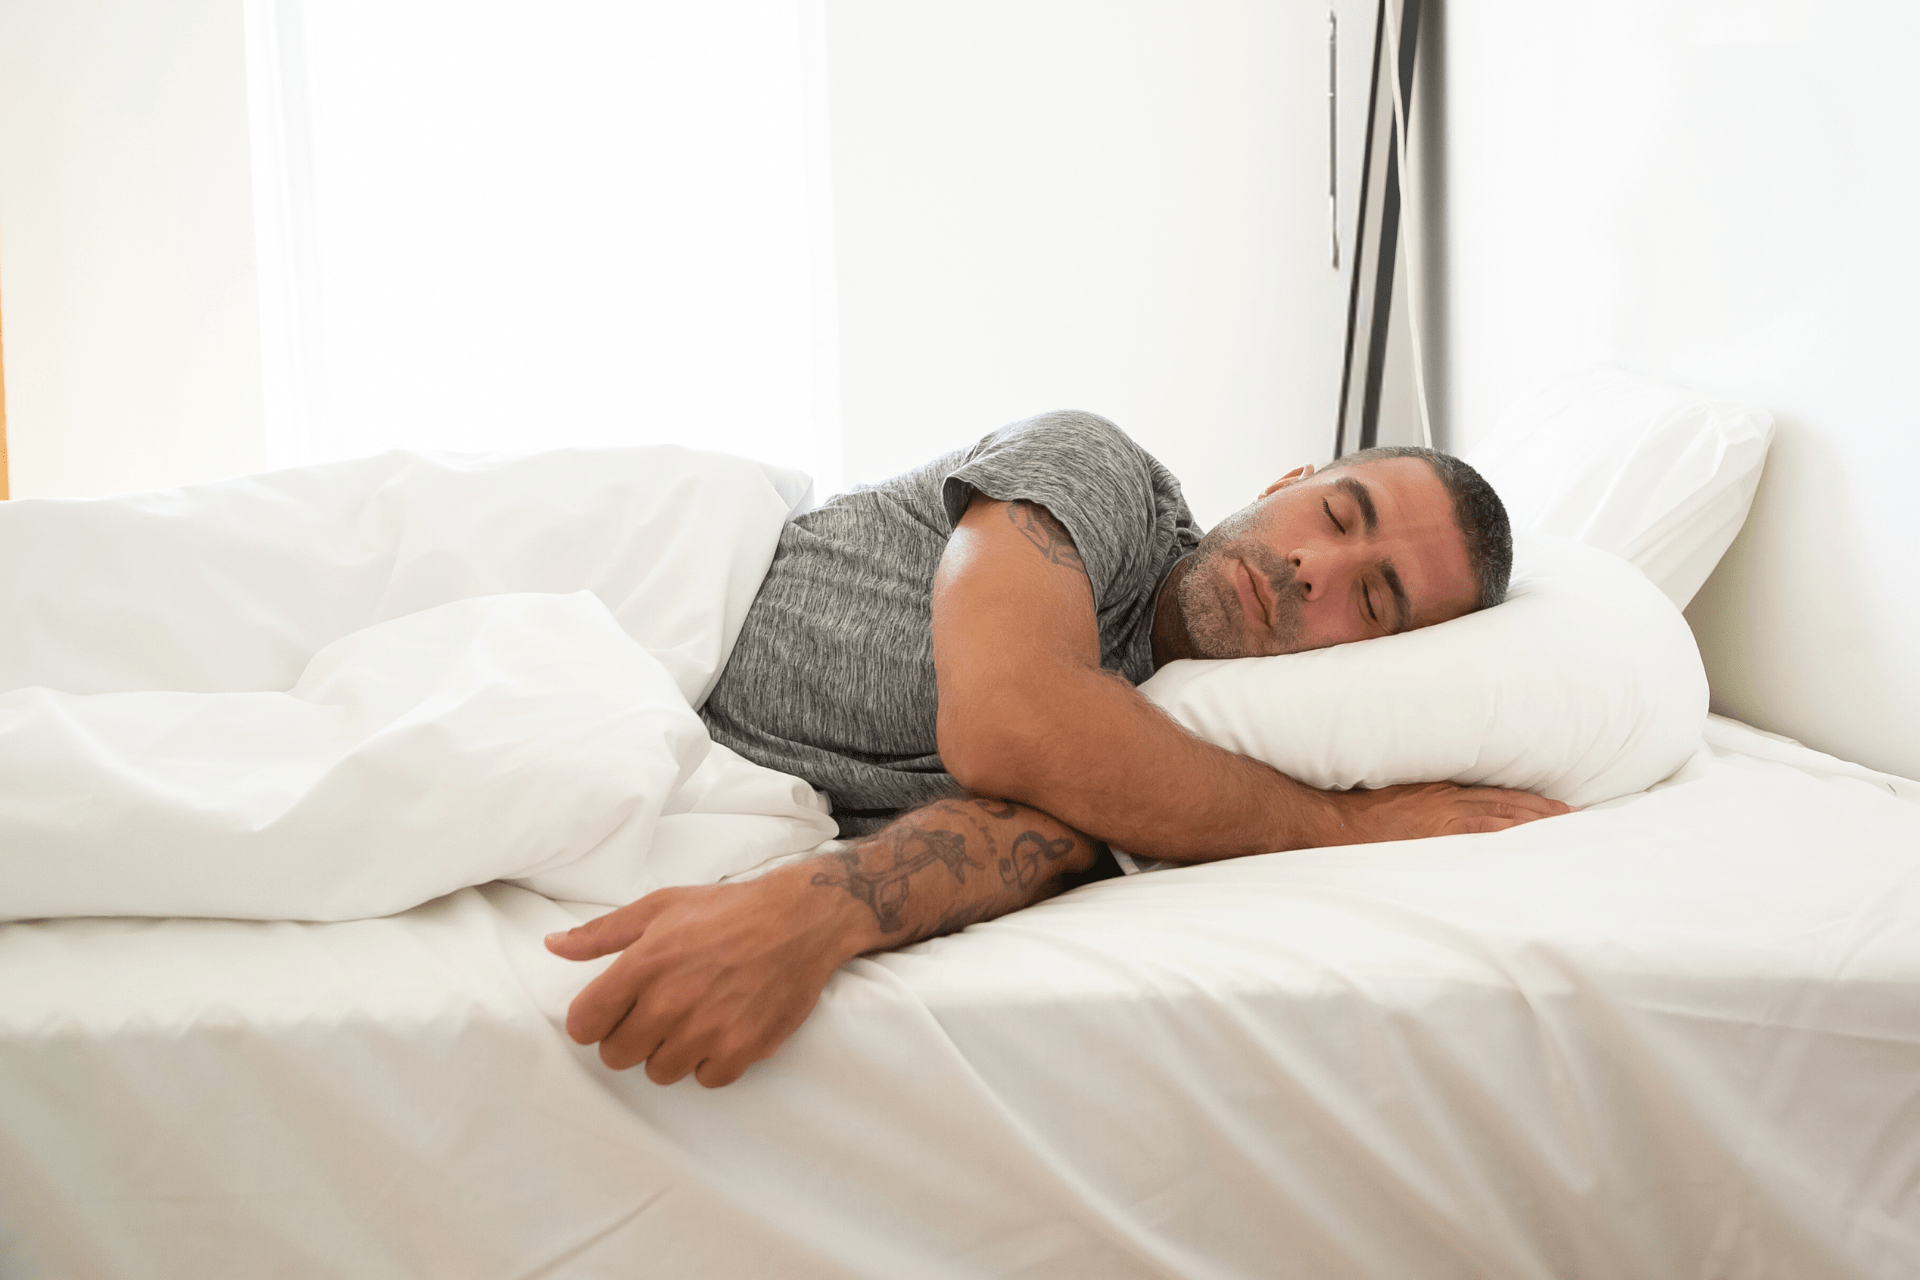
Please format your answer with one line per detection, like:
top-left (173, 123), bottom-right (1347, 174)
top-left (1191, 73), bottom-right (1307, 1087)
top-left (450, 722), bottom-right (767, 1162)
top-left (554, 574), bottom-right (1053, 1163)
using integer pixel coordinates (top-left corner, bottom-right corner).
top-left (1232, 560), bottom-right (1268, 629)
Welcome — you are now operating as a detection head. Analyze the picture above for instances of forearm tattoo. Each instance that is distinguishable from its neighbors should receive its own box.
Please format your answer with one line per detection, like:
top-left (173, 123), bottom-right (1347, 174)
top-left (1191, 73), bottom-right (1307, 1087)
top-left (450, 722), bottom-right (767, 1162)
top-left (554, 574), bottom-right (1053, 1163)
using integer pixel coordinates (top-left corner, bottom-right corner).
top-left (1006, 501), bottom-right (1086, 573)
top-left (810, 816), bottom-right (984, 933)
top-left (999, 830), bottom-right (1077, 890)
top-left (811, 797), bottom-right (1085, 939)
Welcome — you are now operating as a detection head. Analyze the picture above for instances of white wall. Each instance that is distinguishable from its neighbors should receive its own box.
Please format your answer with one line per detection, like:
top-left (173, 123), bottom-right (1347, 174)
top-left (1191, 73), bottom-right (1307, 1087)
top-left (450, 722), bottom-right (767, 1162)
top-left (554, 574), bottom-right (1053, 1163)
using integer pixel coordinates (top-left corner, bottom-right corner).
top-left (3, 0), bottom-right (1371, 527)
top-left (1441, 0), bottom-right (1920, 781)
top-left (824, 0), bottom-right (1375, 527)
top-left (0, 0), bottom-right (264, 498)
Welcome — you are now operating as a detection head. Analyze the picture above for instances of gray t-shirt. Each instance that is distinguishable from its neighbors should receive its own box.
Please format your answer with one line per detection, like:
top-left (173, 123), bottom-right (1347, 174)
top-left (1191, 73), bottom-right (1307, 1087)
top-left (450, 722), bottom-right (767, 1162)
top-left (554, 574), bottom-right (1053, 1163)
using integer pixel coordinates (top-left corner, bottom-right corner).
top-left (699, 410), bottom-right (1199, 835)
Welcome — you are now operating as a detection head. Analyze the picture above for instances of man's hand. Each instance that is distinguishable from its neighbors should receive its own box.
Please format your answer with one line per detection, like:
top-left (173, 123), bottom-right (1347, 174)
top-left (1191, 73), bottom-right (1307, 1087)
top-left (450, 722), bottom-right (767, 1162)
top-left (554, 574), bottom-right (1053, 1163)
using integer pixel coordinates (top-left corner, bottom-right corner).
top-left (1316, 781), bottom-right (1573, 846)
top-left (546, 795), bottom-right (1100, 1085)
top-left (544, 867), bottom-right (863, 1086)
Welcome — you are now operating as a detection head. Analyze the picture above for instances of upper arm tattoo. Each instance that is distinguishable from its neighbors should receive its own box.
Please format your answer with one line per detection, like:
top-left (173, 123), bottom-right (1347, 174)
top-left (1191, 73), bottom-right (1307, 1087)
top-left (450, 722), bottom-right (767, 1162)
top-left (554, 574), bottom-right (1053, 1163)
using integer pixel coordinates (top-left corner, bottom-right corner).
top-left (1006, 501), bottom-right (1087, 574)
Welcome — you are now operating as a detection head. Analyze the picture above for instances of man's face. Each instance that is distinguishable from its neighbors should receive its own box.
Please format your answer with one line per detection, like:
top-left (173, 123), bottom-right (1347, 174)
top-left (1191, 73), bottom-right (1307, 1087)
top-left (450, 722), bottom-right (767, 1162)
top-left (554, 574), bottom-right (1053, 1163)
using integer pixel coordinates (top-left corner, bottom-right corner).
top-left (1175, 457), bottom-right (1478, 658)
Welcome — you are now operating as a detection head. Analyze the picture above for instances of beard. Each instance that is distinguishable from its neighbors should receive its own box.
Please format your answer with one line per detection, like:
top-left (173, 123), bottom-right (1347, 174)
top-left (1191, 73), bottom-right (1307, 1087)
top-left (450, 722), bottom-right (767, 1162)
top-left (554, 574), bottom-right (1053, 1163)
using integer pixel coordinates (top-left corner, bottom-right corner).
top-left (1175, 506), bottom-right (1304, 658)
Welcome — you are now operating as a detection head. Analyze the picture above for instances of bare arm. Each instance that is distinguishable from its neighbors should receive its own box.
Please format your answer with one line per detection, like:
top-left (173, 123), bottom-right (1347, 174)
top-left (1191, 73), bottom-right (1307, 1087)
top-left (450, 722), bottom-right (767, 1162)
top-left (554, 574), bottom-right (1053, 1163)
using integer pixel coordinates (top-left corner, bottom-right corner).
top-left (547, 794), bottom-right (1097, 1086)
top-left (934, 495), bottom-right (1567, 861)
top-left (547, 494), bottom-right (1564, 1086)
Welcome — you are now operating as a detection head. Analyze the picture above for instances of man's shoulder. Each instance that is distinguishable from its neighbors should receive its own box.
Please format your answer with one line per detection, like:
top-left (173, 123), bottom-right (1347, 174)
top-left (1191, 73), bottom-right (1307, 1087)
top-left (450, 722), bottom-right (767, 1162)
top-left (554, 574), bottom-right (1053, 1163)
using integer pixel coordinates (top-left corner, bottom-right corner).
top-left (975, 409), bottom-right (1137, 459)
top-left (963, 410), bottom-right (1185, 502)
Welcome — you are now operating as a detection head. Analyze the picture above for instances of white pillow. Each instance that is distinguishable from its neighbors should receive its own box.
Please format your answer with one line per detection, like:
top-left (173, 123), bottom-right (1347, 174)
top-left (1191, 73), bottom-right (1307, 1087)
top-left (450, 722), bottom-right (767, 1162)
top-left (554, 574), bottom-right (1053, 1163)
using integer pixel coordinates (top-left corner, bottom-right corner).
top-left (1465, 364), bottom-right (1774, 609)
top-left (1136, 531), bottom-right (1707, 811)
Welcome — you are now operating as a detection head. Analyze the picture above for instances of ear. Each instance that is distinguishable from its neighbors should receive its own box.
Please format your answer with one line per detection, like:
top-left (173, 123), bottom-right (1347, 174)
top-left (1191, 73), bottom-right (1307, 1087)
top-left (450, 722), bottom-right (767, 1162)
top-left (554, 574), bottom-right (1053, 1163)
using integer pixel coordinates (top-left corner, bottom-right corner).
top-left (1258, 463), bottom-right (1316, 500)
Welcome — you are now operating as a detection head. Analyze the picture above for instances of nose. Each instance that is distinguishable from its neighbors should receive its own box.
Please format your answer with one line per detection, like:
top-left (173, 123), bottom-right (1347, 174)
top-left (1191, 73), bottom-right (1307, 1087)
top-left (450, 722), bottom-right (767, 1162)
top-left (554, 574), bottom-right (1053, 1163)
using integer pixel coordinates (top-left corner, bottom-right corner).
top-left (1286, 543), bottom-right (1361, 602)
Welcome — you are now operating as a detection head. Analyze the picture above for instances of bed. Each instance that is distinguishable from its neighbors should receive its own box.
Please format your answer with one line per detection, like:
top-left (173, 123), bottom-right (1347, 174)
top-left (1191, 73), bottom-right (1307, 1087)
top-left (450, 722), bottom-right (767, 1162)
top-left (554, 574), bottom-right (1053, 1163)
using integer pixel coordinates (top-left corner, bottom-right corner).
top-left (4, 712), bottom-right (1916, 1277)
top-left (3, 369), bottom-right (1917, 1278)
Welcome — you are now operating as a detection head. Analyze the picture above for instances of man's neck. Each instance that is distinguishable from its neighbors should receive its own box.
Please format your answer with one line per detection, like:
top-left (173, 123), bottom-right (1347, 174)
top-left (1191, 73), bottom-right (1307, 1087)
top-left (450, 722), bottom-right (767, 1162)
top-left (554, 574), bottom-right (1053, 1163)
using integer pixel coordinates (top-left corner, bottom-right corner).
top-left (1150, 555), bottom-right (1196, 670)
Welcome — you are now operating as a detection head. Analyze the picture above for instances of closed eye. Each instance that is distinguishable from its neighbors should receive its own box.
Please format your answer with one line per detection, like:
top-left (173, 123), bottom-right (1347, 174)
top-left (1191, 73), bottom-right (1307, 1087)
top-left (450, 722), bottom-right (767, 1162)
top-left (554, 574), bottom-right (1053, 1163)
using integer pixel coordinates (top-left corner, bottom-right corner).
top-left (1323, 498), bottom-right (1346, 535)
top-left (1362, 581), bottom-right (1378, 625)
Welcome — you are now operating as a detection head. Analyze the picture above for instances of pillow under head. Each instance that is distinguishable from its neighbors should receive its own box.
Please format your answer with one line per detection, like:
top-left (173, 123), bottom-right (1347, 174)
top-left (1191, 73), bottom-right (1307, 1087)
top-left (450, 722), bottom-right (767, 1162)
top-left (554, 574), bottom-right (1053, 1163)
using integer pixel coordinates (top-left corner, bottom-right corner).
top-left (1136, 531), bottom-right (1707, 810)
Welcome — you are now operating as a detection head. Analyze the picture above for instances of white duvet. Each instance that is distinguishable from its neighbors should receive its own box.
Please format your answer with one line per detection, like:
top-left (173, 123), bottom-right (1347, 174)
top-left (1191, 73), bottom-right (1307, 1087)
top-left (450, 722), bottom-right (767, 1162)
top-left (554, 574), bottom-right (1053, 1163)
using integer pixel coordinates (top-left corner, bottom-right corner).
top-left (0, 448), bottom-right (836, 921)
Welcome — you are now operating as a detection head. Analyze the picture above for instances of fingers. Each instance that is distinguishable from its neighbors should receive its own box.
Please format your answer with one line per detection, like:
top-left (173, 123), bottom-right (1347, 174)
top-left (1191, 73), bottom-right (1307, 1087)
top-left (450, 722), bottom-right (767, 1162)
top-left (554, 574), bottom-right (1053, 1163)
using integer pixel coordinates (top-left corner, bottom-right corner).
top-left (599, 998), bottom-right (781, 1088)
top-left (570, 970), bottom-right (814, 1087)
top-left (694, 1054), bottom-right (751, 1089)
top-left (1470, 786), bottom-right (1575, 817)
top-left (1451, 812), bottom-right (1544, 834)
top-left (649, 1025), bottom-right (757, 1088)
top-left (687, 1007), bottom-right (811, 1088)
top-left (544, 893), bottom-right (673, 961)
top-left (1440, 787), bottom-right (1575, 835)
top-left (1459, 788), bottom-right (1576, 821)
top-left (564, 940), bottom-right (659, 1046)
top-left (1345, 781), bottom-right (1576, 843)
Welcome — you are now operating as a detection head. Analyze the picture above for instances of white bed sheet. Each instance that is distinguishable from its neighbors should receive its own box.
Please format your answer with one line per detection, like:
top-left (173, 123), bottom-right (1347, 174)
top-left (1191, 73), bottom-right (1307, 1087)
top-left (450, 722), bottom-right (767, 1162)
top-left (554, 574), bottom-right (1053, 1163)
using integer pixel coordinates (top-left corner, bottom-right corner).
top-left (4, 714), bottom-right (1918, 1279)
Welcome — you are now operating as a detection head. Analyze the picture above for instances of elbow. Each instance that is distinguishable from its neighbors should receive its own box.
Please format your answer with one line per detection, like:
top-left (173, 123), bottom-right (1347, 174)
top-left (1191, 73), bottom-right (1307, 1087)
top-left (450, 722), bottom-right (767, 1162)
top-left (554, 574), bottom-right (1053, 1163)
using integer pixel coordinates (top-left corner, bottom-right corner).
top-left (937, 697), bottom-right (1048, 803)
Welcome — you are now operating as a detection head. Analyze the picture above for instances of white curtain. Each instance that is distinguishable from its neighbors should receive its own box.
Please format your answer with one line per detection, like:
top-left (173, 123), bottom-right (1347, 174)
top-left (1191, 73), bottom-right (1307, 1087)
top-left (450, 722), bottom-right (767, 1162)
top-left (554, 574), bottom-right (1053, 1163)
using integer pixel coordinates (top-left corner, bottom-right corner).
top-left (245, 0), bottom-right (840, 493)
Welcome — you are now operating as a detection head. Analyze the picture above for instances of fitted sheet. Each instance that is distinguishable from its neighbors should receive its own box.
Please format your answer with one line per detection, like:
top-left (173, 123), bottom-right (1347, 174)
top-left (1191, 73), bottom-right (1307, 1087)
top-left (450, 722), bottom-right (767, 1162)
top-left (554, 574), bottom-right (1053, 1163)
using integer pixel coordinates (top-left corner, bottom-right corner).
top-left (3, 714), bottom-right (1918, 1279)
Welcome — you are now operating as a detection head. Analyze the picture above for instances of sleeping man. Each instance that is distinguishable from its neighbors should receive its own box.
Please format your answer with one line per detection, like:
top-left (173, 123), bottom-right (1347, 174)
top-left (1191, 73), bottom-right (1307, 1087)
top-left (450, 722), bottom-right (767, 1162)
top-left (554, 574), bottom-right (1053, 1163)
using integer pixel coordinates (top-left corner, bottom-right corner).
top-left (545, 411), bottom-right (1571, 1086)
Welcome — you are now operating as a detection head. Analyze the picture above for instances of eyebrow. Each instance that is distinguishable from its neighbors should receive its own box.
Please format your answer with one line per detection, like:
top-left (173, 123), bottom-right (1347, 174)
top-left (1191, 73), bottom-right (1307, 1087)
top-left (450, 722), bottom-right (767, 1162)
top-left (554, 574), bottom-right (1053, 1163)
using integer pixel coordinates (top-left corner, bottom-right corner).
top-left (1331, 473), bottom-right (1407, 630)
top-left (1379, 561), bottom-right (1412, 633)
top-left (1333, 477), bottom-right (1378, 534)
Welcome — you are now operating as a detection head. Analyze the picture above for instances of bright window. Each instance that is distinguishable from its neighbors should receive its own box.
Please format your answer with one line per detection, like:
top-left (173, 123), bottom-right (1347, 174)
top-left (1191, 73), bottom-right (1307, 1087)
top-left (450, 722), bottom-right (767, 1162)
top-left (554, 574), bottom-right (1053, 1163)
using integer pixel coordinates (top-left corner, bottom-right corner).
top-left (246, 0), bottom-right (840, 491)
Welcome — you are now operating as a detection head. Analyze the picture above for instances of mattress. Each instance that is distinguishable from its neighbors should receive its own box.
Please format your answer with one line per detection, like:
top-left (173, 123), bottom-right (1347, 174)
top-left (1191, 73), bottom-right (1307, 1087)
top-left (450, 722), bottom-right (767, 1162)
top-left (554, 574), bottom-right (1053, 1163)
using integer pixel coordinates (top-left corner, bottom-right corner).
top-left (4, 713), bottom-right (1918, 1279)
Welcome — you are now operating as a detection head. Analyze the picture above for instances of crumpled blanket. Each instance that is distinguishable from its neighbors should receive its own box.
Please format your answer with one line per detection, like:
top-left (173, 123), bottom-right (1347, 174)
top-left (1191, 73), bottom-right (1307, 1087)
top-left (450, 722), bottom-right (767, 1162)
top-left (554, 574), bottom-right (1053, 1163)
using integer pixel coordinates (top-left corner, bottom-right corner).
top-left (0, 447), bottom-right (837, 921)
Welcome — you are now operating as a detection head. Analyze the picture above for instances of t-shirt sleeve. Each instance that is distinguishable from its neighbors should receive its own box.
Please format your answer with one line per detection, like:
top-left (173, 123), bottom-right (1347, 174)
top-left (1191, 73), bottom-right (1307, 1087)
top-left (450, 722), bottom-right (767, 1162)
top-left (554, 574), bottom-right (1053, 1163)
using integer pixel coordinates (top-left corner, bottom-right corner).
top-left (940, 410), bottom-right (1171, 611)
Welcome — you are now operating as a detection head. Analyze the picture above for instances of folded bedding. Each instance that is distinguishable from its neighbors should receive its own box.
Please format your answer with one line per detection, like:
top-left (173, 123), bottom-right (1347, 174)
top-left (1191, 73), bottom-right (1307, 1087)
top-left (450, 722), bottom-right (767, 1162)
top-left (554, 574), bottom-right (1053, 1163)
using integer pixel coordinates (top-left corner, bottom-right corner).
top-left (1, 592), bottom-right (830, 920)
top-left (0, 448), bottom-right (835, 920)
top-left (0, 447), bottom-right (804, 704)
